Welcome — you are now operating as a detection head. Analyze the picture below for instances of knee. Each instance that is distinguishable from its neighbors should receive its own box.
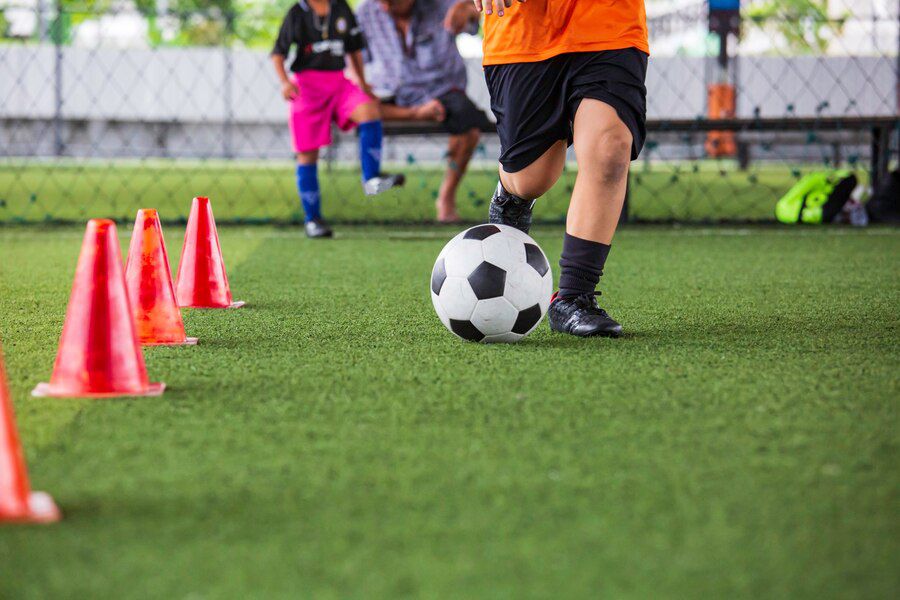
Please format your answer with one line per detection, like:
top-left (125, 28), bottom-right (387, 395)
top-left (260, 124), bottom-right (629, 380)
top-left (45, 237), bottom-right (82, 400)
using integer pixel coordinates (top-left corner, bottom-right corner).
top-left (296, 151), bottom-right (318, 165)
top-left (450, 129), bottom-right (480, 153)
top-left (356, 100), bottom-right (381, 123)
top-left (581, 127), bottom-right (632, 184)
top-left (464, 128), bottom-right (480, 149)
top-left (456, 129), bottom-right (480, 159)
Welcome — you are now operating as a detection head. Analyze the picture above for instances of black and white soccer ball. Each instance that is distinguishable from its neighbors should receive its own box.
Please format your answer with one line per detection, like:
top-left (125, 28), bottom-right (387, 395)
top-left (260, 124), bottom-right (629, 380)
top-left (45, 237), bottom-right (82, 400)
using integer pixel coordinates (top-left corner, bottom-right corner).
top-left (431, 224), bottom-right (553, 343)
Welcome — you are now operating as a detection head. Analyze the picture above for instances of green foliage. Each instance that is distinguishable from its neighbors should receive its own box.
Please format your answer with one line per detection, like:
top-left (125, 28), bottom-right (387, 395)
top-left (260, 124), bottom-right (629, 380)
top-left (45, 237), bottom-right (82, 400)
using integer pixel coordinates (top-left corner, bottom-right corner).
top-left (166, 0), bottom-right (235, 45)
top-left (746, 0), bottom-right (847, 54)
top-left (43, 0), bottom-right (359, 47)
top-left (230, 0), bottom-right (297, 49)
top-left (134, 0), bottom-right (158, 17)
top-left (59, 0), bottom-right (114, 12)
top-left (40, 1), bottom-right (117, 44)
top-left (132, 0), bottom-right (163, 45)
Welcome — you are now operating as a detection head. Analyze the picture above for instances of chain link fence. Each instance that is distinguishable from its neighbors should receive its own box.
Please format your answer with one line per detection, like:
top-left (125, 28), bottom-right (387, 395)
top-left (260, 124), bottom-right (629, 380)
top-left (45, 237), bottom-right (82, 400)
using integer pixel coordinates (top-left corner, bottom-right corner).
top-left (1, 0), bottom-right (898, 224)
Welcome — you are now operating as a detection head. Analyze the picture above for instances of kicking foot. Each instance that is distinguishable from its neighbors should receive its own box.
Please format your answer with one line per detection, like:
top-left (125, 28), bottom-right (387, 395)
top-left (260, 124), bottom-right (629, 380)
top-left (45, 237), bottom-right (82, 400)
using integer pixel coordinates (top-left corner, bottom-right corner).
top-left (548, 292), bottom-right (623, 338)
top-left (364, 173), bottom-right (406, 196)
top-left (488, 181), bottom-right (535, 234)
top-left (305, 219), bottom-right (333, 238)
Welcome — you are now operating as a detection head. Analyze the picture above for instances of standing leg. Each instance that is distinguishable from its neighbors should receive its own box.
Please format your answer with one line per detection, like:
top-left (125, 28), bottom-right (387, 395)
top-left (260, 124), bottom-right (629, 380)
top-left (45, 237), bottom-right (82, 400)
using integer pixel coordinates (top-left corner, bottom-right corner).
top-left (548, 99), bottom-right (633, 337)
top-left (296, 151), bottom-right (321, 222)
top-left (296, 150), bottom-right (332, 238)
top-left (567, 100), bottom-right (631, 244)
top-left (437, 128), bottom-right (480, 223)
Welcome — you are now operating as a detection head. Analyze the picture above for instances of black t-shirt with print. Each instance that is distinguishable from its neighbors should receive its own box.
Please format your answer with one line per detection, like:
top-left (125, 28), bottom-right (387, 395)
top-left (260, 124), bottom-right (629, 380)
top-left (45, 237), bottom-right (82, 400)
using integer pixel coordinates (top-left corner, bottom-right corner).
top-left (272, 0), bottom-right (365, 72)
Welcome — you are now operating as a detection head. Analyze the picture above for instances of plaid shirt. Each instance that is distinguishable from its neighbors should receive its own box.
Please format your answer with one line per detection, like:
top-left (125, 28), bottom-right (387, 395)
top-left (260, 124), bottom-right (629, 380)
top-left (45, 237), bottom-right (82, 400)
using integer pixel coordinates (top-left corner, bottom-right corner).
top-left (356, 0), bottom-right (475, 107)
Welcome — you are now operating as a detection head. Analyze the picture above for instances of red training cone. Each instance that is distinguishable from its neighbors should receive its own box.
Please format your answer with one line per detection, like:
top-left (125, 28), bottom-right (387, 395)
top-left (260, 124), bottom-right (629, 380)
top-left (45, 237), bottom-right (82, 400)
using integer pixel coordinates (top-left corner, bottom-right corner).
top-left (32, 219), bottom-right (165, 398)
top-left (175, 197), bottom-right (245, 309)
top-left (125, 209), bottom-right (198, 346)
top-left (1, 341), bottom-right (60, 524)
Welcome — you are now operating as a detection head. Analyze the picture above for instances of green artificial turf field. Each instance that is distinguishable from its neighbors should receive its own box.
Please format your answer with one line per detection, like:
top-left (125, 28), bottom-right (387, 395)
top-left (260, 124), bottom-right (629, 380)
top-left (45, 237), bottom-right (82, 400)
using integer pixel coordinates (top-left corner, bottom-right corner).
top-left (0, 160), bottom-right (814, 224)
top-left (0, 224), bottom-right (898, 598)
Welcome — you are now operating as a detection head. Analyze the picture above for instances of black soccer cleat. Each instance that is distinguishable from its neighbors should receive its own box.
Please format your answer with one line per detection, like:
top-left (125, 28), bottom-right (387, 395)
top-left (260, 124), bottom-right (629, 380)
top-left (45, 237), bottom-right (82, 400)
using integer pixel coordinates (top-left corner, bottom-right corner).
top-left (304, 219), bottom-right (333, 238)
top-left (364, 172), bottom-right (406, 196)
top-left (547, 292), bottom-right (623, 338)
top-left (488, 182), bottom-right (535, 234)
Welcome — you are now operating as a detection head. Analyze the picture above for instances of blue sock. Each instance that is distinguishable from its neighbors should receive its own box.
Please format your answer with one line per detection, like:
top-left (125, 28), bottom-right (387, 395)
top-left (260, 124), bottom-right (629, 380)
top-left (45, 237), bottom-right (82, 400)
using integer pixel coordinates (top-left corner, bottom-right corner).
top-left (358, 120), bottom-right (383, 182)
top-left (296, 163), bottom-right (321, 222)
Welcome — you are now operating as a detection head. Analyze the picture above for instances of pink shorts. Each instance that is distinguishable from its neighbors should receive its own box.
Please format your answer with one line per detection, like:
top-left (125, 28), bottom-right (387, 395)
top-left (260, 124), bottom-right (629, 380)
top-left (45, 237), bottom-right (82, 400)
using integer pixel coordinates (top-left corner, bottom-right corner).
top-left (289, 70), bottom-right (372, 153)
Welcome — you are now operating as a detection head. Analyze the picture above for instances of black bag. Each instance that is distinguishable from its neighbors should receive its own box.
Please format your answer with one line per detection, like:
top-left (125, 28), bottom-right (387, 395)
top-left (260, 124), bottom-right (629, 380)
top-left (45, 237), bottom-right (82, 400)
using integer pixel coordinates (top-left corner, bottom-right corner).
top-left (867, 170), bottom-right (900, 224)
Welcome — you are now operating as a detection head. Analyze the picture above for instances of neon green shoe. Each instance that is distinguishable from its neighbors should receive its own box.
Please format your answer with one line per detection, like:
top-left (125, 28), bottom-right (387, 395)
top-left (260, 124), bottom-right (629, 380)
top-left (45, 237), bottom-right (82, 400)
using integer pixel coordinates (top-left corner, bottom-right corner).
top-left (775, 170), bottom-right (854, 224)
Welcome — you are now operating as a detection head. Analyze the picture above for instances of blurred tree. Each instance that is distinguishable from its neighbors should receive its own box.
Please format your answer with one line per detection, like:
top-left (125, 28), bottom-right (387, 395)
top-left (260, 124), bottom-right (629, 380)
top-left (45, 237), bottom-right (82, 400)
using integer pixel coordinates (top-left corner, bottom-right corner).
top-left (169, 0), bottom-right (235, 45)
top-left (230, 0), bottom-right (294, 48)
top-left (746, 0), bottom-right (847, 54)
top-left (50, 0), bottom-right (114, 43)
top-left (29, 0), bottom-right (363, 47)
top-left (227, 0), bottom-right (361, 48)
top-left (133, 0), bottom-right (163, 46)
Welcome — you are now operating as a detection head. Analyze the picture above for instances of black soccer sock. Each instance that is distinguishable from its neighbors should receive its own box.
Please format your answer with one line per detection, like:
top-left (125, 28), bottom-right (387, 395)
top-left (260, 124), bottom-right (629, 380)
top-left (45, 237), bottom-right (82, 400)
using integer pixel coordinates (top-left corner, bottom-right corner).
top-left (558, 233), bottom-right (611, 299)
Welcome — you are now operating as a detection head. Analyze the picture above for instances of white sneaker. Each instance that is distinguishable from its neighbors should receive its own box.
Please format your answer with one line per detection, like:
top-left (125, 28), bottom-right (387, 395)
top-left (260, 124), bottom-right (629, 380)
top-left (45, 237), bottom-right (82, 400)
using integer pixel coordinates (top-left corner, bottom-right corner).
top-left (363, 173), bottom-right (406, 196)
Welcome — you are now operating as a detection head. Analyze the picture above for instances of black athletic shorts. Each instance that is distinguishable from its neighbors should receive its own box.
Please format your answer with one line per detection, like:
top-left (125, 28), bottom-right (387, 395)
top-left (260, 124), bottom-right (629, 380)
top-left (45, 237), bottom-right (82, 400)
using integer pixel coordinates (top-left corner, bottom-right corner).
top-left (484, 48), bottom-right (648, 173)
top-left (436, 89), bottom-right (492, 135)
top-left (383, 90), bottom-right (490, 135)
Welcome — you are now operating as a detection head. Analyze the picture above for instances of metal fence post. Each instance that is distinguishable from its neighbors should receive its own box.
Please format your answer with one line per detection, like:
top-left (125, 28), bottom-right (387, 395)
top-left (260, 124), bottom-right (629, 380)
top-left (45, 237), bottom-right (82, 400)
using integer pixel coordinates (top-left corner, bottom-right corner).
top-left (870, 125), bottom-right (890, 191)
top-left (36, 0), bottom-right (47, 41)
top-left (223, 12), bottom-right (234, 159)
top-left (53, 0), bottom-right (63, 157)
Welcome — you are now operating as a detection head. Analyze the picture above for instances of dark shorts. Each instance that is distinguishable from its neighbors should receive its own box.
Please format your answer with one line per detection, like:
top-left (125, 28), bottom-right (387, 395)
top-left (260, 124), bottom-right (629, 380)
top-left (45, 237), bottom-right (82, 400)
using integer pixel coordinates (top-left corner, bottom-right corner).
top-left (436, 89), bottom-right (492, 135)
top-left (484, 48), bottom-right (648, 173)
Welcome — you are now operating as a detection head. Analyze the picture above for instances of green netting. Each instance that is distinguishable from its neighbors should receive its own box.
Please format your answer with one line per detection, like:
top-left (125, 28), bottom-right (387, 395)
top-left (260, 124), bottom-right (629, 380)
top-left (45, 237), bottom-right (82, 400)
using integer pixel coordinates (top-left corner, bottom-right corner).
top-left (1, 3), bottom-right (896, 224)
top-left (0, 158), bottom-right (867, 225)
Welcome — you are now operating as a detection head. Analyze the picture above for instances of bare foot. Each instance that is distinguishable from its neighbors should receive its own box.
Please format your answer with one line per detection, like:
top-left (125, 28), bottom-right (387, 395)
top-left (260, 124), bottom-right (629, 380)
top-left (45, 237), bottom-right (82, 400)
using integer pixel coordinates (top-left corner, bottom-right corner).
top-left (436, 199), bottom-right (461, 223)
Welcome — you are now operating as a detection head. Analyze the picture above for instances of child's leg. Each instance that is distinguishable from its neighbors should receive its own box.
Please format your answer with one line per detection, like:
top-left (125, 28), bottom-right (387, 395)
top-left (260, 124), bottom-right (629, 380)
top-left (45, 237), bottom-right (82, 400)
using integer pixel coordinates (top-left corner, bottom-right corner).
top-left (499, 139), bottom-right (567, 200)
top-left (488, 140), bottom-right (567, 232)
top-left (349, 101), bottom-right (383, 182)
top-left (558, 99), bottom-right (632, 298)
top-left (296, 150), bottom-right (321, 223)
top-left (336, 80), bottom-right (404, 195)
top-left (437, 128), bottom-right (480, 222)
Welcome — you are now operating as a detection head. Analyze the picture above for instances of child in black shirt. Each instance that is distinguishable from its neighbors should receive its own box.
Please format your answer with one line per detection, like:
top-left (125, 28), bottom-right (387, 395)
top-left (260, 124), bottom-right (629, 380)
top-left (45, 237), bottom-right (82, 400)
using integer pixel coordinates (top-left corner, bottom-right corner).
top-left (271, 0), bottom-right (404, 238)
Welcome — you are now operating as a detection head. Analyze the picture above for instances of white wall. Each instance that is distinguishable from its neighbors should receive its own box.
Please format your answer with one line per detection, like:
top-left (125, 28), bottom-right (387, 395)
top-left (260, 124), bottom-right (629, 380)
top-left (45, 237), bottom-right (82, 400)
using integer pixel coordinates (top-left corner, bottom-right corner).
top-left (1, 44), bottom-right (896, 124)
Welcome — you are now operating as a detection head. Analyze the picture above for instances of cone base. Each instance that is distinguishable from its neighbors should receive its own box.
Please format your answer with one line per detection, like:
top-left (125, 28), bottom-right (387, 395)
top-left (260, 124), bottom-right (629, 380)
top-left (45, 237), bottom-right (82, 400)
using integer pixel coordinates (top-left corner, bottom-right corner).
top-left (182, 300), bottom-right (245, 310)
top-left (143, 337), bottom-right (198, 347)
top-left (0, 491), bottom-right (61, 525)
top-left (31, 381), bottom-right (166, 399)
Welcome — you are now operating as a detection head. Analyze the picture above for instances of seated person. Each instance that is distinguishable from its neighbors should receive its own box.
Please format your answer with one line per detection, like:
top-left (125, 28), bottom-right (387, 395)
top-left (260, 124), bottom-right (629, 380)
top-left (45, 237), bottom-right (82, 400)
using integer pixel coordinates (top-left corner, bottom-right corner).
top-left (356, 0), bottom-right (491, 223)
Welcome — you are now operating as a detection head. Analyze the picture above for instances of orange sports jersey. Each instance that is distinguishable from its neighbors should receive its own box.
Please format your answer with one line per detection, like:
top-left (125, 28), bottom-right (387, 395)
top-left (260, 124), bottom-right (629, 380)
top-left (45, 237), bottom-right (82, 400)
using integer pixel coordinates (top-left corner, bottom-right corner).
top-left (482, 0), bottom-right (649, 66)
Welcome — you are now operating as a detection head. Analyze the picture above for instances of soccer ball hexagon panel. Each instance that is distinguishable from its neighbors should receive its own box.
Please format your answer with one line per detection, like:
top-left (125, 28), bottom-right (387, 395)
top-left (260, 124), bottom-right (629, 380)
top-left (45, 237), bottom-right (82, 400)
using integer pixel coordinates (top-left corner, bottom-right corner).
top-left (431, 224), bottom-right (553, 343)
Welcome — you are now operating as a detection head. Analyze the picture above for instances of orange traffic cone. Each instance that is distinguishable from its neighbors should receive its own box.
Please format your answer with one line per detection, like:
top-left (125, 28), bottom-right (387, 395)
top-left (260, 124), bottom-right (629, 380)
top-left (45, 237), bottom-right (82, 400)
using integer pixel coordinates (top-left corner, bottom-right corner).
top-left (32, 219), bottom-right (165, 398)
top-left (125, 209), bottom-right (198, 346)
top-left (1, 341), bottom-right (60, 524)
top-left (175, 197), bottom-right (245, 309)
